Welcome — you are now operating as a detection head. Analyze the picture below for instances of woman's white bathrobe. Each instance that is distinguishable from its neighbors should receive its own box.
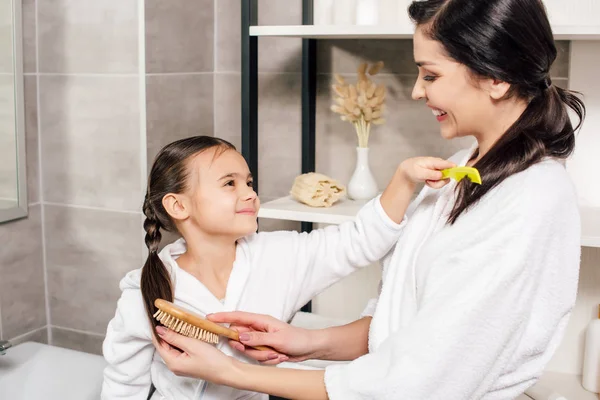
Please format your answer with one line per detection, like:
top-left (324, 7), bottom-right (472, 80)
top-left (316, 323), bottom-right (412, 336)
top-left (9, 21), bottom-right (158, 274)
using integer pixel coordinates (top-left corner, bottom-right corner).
top-left (101, 197), bottom-right (406, 399)
top-left (324, 148), bottom-right (581, 400)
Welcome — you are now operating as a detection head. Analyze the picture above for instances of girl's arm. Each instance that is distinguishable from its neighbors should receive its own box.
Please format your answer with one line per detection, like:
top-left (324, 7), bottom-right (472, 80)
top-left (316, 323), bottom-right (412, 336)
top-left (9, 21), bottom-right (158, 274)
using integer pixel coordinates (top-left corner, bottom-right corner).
top-left (273, 158), bottom-right (454, 315)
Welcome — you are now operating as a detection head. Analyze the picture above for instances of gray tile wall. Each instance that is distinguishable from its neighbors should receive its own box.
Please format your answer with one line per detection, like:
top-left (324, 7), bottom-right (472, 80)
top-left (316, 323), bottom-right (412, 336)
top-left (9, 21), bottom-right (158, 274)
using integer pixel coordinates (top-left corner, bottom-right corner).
top-left (145, 0), bottom-right (215, 169)
top-left (0, 0), bottom-right (46, 345)
top-left (0, 0), bottom-right (145, 354)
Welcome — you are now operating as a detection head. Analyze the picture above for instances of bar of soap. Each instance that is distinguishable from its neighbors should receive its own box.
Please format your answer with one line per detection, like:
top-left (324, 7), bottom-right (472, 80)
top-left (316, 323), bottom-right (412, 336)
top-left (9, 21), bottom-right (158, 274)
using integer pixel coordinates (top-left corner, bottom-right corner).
top-left (290, 173), bottom-right (346, 208)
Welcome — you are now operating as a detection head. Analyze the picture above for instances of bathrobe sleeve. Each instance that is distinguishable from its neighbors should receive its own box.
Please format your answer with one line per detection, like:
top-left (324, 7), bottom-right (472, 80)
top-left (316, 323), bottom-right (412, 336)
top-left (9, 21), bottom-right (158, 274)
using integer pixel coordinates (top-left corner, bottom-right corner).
top-left (102, 289), bottom-right (154, 400)
top-left (282, 195), bottom-right (406, 314)
top-left (324, 179), bottom-right (581, 399)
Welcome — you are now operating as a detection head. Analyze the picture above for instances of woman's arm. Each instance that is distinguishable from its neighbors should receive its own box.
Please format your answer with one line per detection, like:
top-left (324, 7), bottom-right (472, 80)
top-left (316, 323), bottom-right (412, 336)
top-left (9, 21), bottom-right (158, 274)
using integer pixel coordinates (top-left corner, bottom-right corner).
top-left (155, 325), bottom-right (329, 400)
top-left (208, 312), bottom-right (371, 363)
top-left (229, 362), bottom-right (328, 400)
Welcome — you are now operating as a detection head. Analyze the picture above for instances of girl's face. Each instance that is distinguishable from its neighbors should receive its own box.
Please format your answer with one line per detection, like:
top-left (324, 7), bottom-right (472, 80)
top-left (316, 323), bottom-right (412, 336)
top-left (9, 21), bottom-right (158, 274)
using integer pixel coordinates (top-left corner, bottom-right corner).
top-left (179, 147), bottom-right (259, 239)
top-left (411, 25), bottom-right (496, 140)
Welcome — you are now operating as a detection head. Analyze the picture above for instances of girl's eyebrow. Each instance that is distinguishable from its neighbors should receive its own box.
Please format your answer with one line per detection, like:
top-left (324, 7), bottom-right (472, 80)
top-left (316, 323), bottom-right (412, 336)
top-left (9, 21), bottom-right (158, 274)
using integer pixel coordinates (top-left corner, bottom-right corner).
top-left (218, 172), bottom-right (253, 180)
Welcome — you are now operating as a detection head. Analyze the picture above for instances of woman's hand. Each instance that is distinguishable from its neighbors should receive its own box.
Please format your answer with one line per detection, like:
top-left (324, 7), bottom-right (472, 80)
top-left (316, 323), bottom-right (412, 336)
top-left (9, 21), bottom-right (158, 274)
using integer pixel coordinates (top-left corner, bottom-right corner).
top-left (381, 156), bottom-right (455, 223)
top-left (399, 157), bottom-right (456, 189)
top-left (153, 326), bottom-right (237, 384)
top-left (208, 311), bottom-right (318, 365)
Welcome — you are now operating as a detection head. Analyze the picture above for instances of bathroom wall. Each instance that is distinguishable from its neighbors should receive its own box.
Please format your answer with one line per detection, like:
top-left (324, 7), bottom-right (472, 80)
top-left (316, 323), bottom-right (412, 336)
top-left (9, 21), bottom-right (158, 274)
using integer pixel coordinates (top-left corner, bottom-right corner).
top-left (0, 0), bottom-right (47, 347)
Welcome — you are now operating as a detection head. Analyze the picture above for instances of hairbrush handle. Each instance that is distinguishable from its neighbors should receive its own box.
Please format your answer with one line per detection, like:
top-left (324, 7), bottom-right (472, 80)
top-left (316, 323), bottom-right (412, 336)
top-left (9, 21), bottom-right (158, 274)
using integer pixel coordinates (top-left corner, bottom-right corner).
top-left (154, 299), bottom-right (274, 352)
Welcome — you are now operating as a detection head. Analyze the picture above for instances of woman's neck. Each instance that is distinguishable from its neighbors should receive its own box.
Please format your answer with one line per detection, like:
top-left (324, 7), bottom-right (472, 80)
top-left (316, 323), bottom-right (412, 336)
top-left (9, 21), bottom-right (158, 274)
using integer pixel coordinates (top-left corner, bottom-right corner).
top-left (471, 98), bottom-right (528, 164)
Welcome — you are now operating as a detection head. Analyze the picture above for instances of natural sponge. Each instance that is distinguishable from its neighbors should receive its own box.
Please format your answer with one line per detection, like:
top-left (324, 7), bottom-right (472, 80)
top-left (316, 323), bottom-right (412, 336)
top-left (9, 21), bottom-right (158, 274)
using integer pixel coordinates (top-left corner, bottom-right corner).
top-left (290, 173), bottom-right (346, 208)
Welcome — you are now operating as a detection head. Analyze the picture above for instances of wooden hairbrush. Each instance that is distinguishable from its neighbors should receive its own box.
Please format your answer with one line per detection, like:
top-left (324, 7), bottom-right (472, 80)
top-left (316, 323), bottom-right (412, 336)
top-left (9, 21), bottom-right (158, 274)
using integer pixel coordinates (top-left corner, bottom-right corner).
top-left (153, 299), bottom-right (273, 352)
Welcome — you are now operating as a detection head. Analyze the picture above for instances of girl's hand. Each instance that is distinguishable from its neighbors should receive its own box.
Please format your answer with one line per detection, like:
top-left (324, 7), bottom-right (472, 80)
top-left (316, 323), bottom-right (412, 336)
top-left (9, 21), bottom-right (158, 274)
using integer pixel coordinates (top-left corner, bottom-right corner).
top-left (153, 326), bottom-right (236, 384)
top-left (399, 157), bottom-right (456, 189)
top-left (208, 311), bottom-right (318, 365)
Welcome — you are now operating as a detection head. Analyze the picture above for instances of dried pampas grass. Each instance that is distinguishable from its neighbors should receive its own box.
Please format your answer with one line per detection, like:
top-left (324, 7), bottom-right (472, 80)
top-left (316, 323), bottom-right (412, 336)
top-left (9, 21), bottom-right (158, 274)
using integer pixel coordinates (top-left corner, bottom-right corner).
top-left (330, 61), bottom-right (386, 148)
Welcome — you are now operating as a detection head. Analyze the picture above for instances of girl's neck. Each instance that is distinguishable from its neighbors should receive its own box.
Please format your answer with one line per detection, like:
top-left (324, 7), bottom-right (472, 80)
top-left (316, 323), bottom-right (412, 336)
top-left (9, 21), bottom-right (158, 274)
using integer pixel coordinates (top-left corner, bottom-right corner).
top-left (176, 232), bottom-right (238, 299)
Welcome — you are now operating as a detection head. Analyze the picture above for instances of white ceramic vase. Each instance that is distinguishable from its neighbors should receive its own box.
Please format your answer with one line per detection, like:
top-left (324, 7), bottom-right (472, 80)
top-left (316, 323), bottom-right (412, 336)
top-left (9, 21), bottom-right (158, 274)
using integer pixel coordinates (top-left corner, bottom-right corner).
top-left (347, 147), bottom-right (378, 200)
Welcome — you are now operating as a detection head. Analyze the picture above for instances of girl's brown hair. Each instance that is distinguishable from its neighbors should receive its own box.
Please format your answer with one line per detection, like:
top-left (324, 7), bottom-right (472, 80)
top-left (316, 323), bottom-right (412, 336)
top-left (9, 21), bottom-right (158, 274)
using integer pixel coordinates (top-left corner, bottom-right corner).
top-left (141, 136), bottom-right (236, 334)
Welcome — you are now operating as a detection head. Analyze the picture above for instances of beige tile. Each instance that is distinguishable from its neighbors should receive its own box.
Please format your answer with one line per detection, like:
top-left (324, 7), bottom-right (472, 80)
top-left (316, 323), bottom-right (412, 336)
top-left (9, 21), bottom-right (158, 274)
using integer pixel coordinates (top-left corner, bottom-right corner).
top-left (315, 74), bottom-right (473, 190)
top-left (51, 326), bottom-right (104, 355)
top-left (39, 75), bottom-right (143, 211)
top-left (37, 0), bottom-right (138, 73)
top-left (550, 41), bottom-right (570, 79)
top-left (214, 73), bottom-right (241, 150)
top-left (24, 75), bottom-right (39, 204)
top-left (22, 0), bottom-right (36, 73)
top-left (10, 326), bottom-right (49, 346)
top-left (317, 39), bottom-right (415, 75)
top-left (0, 205), bottom-right (46, 339)
top-left (145, 0), bottom-right (214, 73)
top-left (146, 74), bottom-right (214, 165)
top-left (0, 0), bottom-right (13, 74)
top-left (217, 0), bottom-right (304, 73)
top-left (258, 0), bottom-right (302, 73)
top-left (45, 205), bottom-right (145, 333)
top-left (257, 73), bottom-right (302, 199)
top-left (0, 73), bottom-right (17, 201)
top-left (258, 0), bottom-right (301, 25)
top-left (216, 0), bottom-right (241, 73)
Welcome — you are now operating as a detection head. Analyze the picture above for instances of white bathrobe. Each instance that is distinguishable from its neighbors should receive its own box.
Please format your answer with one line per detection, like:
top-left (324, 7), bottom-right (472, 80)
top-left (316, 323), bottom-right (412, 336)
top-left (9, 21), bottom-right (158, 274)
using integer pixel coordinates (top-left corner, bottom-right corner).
top-left (101, 197), bottom-right (406, 400)
top-left (325, 148), bottom-right (581, 400)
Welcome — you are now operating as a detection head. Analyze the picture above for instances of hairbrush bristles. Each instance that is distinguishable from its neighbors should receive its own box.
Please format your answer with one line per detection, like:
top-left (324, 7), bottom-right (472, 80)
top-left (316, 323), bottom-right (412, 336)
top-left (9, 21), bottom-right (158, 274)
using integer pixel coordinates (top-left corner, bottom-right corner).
top-left (153, 309), bottom-right (219, 344)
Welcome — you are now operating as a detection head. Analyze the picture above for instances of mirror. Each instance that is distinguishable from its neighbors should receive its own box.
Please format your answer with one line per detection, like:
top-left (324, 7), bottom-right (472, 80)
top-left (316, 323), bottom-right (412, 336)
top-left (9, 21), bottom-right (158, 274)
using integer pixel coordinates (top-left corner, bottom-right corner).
top-left (0, 0), bottom-right (27, 223)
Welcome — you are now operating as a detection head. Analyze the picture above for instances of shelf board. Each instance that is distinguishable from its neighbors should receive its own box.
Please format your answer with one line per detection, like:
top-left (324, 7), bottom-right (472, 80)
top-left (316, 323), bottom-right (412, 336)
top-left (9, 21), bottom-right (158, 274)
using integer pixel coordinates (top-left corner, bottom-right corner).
top-left (258, 196), bottom-right (368, 225)
top-left (581, 206), bottom-right (600, 248)
top-left (250, 24), bottom-right (600, 40)
top-left (532, 371), bottom-right (597, 400)
top-left (250, 25), bottom-right (414, 39)
top-left (259, 196), bottom-right (600, 247)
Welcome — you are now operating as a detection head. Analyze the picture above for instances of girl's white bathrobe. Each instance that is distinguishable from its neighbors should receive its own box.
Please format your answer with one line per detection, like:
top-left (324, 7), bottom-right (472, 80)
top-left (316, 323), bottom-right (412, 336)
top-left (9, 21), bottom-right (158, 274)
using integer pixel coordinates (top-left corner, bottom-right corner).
top-left (101, 196), bottom-right (406, 399)
top-left (324, 147), bottom-right (581, 400)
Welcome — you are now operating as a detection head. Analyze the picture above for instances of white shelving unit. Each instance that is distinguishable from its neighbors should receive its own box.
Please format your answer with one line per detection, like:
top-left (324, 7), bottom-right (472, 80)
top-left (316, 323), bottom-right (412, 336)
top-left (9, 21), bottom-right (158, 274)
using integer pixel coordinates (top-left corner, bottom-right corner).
top-left (258, 196), bottom-right (367, 225)
top-left (260, 196), bottom-right (600, 248)
top-left (250, 24), bottom-right (600, 40)
top-left (533, 371), bottom-right (598, 400)
top-left (581, 207), bottom-right (600, 248)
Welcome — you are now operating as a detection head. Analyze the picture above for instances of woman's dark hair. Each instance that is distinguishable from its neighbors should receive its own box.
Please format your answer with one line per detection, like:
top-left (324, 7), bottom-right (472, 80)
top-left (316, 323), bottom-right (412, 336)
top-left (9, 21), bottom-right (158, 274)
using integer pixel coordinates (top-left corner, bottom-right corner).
top-left (141, 136), bottom-right (236, 334)
top-left (408, 0), bottom-right (586, 224)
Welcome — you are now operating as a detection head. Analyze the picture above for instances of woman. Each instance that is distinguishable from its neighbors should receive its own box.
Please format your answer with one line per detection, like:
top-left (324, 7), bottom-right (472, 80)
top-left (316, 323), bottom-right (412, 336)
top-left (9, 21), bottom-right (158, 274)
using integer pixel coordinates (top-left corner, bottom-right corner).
top-left (153, 0), bottom-right (585, 398)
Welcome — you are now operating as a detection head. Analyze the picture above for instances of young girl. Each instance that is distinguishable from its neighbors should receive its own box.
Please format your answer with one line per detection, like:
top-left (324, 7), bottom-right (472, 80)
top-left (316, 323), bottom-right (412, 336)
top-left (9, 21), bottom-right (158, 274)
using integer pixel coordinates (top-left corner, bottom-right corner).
top-left (153, 1), bottom-right (586, 399)
top-left (101, 136), bottom-right (454, 399)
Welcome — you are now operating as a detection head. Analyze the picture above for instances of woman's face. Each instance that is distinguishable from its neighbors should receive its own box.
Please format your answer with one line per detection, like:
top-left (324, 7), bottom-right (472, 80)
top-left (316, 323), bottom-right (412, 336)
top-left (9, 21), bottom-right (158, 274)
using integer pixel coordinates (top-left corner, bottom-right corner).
top-left (411, 25), bottom-right (496, 141)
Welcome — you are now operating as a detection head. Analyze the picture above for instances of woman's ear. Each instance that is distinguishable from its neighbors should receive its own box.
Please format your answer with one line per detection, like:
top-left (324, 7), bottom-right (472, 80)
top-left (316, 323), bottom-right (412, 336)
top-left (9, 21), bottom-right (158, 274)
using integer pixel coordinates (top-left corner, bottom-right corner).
top-left (485, 78), bottom-right (511, 100)
top-left (162, 193), bottom-right (189, 222)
